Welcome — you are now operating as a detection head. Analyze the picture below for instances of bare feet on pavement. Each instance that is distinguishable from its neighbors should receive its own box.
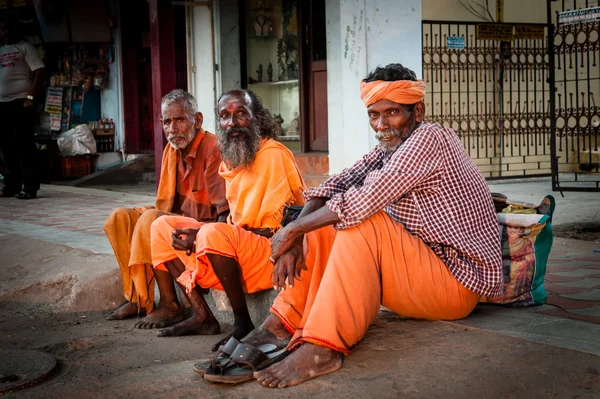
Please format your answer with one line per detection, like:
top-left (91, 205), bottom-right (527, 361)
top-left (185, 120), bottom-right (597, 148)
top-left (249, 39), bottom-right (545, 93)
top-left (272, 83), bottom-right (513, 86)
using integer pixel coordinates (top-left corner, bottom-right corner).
top-left (105, 301), bottom-right (145, 320)
top-left (254, 343), bottom-right (343, 388)
top-left (134, 303), bottom-right (184, 329)
top-left (157, 316), bottom-right (220, 337)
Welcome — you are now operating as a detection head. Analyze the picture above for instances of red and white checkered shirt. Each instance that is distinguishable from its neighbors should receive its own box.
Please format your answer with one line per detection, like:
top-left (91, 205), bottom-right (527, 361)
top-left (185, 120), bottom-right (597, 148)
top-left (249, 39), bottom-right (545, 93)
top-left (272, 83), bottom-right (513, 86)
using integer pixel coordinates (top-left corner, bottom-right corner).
top-left (304, 122), bottom-right (503, 297)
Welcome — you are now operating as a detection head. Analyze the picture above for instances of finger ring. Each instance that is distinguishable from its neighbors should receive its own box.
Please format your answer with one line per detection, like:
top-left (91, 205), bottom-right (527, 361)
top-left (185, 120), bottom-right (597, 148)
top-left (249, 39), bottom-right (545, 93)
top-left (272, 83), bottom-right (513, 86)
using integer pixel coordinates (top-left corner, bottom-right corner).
top-left (269, 257), bottom-right (275, 263)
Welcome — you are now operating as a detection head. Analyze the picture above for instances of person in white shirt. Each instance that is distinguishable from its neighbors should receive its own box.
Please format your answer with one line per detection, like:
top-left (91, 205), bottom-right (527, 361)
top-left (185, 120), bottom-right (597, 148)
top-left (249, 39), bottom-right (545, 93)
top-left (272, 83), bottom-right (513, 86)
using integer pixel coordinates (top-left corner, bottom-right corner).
top-left (0, 18), bottom-right (45, 199)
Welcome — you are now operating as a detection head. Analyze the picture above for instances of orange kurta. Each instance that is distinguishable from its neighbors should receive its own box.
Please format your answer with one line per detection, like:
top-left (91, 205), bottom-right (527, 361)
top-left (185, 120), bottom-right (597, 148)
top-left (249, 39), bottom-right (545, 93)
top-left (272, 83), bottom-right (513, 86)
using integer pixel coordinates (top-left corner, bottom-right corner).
top-left (103, 130), bottom-right (227, 311)
top-left (271, 211), bottom-right (481, 355)
top-left (151, 138), bottom-right (305, 293)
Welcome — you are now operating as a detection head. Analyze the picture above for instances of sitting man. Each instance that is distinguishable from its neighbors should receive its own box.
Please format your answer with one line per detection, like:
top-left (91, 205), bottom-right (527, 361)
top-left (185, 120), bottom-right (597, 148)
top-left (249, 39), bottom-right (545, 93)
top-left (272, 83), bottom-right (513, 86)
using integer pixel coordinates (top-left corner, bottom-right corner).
top-left (235, 63), bottom-right (502, 388)
top-left (149, 89), bottom-right (305, 341)
top-left (103, 89), bottom-right (229, 328)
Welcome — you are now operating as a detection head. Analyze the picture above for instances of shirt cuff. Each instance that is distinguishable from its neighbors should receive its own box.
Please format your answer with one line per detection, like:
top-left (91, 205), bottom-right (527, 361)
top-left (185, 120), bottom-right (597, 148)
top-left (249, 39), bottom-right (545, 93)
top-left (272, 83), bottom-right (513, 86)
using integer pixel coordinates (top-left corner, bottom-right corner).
top-left (326, 194), bottom-right (349, 230)
top-left (303, 186), bottom-right (330, 202)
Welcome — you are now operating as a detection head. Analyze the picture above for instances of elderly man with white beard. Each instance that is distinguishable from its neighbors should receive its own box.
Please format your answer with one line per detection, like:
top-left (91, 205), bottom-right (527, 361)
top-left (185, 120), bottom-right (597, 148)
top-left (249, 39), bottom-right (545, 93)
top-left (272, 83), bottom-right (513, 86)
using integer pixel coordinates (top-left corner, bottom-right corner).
top-left (103, 89), bottom-right (229, 328)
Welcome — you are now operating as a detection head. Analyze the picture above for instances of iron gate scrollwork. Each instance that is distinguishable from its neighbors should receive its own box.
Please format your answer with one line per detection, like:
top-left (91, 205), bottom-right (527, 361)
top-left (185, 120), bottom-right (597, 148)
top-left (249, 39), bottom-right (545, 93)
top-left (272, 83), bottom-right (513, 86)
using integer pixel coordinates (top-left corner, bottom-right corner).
top-left (422, 21), bottom-right (552, 179)
top-left (549, 0), bottom-right (600, 192)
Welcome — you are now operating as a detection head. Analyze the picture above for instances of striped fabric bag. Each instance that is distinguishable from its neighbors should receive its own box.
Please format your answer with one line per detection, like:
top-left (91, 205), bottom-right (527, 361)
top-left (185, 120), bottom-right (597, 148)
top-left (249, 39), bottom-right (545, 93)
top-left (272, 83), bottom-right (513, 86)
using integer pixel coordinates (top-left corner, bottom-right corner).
top-left (482, 195), bottom-right (555, 306)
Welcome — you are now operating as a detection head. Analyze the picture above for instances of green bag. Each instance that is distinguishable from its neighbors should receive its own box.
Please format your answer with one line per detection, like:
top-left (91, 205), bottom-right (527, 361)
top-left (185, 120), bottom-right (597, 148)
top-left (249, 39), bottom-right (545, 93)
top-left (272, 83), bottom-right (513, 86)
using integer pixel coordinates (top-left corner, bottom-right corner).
top-left (482, 195), bottom-right (555, 306)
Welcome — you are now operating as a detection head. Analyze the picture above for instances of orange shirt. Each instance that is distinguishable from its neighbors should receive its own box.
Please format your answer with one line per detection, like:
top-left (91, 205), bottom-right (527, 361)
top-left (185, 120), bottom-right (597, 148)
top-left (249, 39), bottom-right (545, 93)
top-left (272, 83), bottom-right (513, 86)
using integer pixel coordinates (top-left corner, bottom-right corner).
top-left (171, 131), bottom-right (229, 222)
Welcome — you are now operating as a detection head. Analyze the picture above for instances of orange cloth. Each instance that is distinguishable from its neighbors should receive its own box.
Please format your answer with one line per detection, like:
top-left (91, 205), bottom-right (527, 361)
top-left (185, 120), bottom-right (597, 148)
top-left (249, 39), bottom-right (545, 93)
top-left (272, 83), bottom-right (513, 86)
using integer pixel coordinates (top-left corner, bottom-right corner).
top-left (221, 138), bottom-right (305, 229)
top-left (103, 208), bottom-right (172, 312)
top-left (104, 130), bottom-right (227, 311)
top-left (359, 79), bottom-right (426, 107)
top-left (271, 211), bottom-right (481, 355)
top-left (158, 129), bottom-right (229, 219)
top-left (151, 138), bottom-right (306, 293)
top-left (151, 217), bottom-right (274, 292)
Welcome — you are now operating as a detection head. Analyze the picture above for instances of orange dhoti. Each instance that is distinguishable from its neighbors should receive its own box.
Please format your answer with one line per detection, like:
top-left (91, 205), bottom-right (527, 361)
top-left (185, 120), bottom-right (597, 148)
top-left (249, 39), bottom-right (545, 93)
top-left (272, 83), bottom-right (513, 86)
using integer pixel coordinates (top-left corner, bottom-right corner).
top-left (271, 211), bottom-right (481, 355)
top-left (103, 208), bottom-right (173, 312)
top-left (151, 215), bottom-right (275, 293)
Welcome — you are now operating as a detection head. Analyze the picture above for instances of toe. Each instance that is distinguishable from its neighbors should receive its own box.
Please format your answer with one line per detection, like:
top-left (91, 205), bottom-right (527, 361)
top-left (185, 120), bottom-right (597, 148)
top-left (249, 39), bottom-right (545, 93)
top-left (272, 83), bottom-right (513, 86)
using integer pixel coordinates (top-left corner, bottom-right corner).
top-left (268, 378), bottom-right (281, 388)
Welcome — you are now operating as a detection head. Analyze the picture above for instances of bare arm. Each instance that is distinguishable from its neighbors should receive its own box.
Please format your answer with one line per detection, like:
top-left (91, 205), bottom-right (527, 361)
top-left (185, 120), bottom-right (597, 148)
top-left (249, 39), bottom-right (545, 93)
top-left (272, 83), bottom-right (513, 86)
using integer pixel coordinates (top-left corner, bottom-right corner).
top-left (29, 67), bottom-right (45, 98)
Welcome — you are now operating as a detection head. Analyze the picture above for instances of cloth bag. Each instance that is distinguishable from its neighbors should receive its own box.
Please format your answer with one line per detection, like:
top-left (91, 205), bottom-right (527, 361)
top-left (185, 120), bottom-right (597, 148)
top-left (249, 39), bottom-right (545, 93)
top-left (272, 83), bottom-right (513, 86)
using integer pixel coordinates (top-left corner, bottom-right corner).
top-left (481, 195), bottom-right (555, 306)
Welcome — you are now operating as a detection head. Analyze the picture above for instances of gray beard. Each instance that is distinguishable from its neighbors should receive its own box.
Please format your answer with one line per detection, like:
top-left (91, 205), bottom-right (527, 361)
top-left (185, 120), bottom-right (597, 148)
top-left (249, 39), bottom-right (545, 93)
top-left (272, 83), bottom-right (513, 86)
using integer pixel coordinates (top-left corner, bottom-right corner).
top-left (218, 124), bottom-right (262, 169)
top-left (375, 128), bottom-right (404, 152)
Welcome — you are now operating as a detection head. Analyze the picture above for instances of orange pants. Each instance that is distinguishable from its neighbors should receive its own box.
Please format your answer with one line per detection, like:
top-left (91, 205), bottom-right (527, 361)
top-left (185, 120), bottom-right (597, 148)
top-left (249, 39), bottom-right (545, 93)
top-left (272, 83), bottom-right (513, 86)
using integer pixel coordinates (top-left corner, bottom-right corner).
top-left (151, 215), bottom-right (274, 293)
top-left (271, 211), bottom-right (481, 355)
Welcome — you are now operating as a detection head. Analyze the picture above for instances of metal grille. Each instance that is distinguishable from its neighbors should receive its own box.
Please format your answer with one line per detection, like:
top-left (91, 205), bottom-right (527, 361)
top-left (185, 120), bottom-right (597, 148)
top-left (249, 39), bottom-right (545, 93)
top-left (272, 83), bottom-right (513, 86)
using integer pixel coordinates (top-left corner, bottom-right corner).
top-left (422, 21), bottom-right (551, 179)
top-left (549, 0), bottom-right (600, 191)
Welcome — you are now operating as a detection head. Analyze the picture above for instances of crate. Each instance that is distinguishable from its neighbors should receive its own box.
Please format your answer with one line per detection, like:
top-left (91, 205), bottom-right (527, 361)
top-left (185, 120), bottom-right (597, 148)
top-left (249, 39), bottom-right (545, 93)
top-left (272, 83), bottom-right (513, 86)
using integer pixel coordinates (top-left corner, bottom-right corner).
top-left (61, 156), bottom-right (91, 178)
top-left (94, 128), bottom-right (115, 136)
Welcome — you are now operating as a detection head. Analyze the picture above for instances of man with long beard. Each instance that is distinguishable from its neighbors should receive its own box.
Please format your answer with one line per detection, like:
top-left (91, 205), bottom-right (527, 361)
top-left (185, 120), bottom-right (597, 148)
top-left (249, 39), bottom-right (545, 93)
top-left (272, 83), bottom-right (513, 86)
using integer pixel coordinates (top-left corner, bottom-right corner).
top-left (201, 63), bottom-right (502, 386)
top-left (103, 89), bottom-right (229, 328)
top-left (148, 89), bottom-right (305, 343)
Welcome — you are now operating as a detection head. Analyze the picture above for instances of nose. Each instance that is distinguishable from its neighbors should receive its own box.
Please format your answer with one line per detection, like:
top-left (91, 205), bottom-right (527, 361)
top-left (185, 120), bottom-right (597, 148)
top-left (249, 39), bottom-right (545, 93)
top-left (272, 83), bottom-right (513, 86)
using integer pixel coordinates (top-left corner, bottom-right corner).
top-left (375, 115), bottom-right (389, 132)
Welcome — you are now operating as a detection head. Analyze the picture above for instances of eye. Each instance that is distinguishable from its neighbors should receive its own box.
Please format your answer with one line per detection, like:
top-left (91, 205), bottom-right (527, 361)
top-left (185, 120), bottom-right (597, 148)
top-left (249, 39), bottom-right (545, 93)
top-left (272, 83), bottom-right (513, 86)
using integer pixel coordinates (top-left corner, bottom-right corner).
top-left (368, 112), bottom-right (377, 118)
top-left (389, 109), bottom-right (400, 115)
top-left (162, 119), bottom-right (170, 126)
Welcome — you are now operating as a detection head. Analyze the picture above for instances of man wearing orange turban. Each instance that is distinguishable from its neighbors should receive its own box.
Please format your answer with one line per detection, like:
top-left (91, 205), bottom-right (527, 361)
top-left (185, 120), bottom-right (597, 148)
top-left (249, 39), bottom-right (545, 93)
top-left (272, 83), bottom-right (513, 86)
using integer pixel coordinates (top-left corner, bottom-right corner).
top-left (197, 63), bottom-right (502, 387)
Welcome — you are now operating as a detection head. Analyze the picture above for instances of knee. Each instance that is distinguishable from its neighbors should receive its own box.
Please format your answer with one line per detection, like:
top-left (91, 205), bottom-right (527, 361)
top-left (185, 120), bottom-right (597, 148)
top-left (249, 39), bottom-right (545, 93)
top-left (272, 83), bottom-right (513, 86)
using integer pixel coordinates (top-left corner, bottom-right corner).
top-left (150, 215), bottom-right (176, 239)
top-left (138, 209), bottom-right (163, 225)
top-left (104, 207), bottom-right (134, 229)
top-left (197, 222), bottom-right (235, 242)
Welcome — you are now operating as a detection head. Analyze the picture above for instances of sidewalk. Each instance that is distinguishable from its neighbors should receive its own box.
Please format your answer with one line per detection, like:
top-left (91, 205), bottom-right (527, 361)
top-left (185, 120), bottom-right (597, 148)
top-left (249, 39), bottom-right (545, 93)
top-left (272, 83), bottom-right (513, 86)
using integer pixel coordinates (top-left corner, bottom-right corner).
top-left (0, 179), bottom-right (599, 397)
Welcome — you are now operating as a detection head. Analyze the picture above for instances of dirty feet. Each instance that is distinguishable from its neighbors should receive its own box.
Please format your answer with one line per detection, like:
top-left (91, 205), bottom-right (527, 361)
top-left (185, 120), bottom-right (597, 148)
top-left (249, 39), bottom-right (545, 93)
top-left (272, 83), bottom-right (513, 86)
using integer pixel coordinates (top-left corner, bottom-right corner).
top-left (105, 301), bottom-right (145, 320)
top-left (158, 315), bottom-right (220, 337)
top-left (133, 303), bottom-right (183, 329)
top-left (239, 313), bottom-right (292, 349)
top-left (254, 343), bottom-right (343, 388)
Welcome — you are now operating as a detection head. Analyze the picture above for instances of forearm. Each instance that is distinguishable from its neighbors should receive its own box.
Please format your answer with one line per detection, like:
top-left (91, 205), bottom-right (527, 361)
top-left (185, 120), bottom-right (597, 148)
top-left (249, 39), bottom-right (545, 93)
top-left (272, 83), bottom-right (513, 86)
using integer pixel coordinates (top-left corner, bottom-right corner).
top-left (287, 201), bottom-right (340, 239)
top-left (30, 68), bottom-right (45, 98)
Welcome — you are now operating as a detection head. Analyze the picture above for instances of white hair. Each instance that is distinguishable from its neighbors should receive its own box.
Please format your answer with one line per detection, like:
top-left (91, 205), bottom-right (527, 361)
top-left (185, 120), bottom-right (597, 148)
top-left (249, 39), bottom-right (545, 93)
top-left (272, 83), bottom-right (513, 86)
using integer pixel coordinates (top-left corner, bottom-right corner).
top-left (161, 89), bottom-right (197, 121)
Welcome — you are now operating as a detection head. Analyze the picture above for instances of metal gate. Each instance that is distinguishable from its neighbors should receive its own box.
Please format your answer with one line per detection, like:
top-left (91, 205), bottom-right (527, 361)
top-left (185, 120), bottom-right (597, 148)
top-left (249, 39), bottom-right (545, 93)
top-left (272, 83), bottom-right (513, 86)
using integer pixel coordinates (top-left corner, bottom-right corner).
top-left (549, 0), bottom-right (600, 192)
top-left (422, 21), bottom-right (552, 179)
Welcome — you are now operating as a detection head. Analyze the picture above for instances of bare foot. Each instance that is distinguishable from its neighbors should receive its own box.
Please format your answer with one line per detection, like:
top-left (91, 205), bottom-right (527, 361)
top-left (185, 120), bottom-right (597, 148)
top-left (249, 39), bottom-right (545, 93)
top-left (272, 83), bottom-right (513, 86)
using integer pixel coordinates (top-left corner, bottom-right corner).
top-left (237, 313), bottom-right (292, 349)
top-left (105, 301), bottom-right (145, 320)
top-left (157, 316), bottom-right (220, 337)
top-left (254, 343), bottom-right (343, 388)
top-left (134, 303), bottom-right (183, 329)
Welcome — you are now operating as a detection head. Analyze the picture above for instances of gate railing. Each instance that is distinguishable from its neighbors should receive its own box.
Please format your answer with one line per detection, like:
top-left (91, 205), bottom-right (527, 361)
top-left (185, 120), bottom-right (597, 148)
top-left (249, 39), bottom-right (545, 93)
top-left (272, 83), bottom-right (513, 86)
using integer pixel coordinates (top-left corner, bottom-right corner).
top-left (422, 20), bottom-right (552, 179)
top-left (548, 0), bottom-right (600, 192)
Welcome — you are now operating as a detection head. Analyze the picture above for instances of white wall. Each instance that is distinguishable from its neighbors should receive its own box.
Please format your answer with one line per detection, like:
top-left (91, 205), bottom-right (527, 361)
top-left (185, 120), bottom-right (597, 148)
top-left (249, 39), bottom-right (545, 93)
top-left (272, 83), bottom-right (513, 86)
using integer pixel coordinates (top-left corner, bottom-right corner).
top-left (326, 0), bottom-right (423, 173)
top-left (188, 5), bottom-right (217, 134)
top-left (100, 25), bottom-right (124, 151)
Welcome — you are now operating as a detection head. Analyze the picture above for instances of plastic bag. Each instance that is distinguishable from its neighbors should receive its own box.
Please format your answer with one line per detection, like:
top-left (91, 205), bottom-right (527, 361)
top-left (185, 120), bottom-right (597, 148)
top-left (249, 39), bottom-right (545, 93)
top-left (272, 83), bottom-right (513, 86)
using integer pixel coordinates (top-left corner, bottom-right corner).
top-left (57, 124), bottom-right (97, 156)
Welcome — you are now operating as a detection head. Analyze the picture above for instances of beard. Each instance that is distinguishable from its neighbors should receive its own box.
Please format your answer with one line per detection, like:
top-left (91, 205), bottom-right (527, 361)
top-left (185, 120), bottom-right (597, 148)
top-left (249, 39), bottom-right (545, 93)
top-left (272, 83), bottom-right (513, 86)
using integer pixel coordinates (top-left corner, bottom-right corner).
top-left (167, 132), bottom-right (192, 150)
top-left (218, 124), bottom-right (262, 169)
top-left (375, 128), bottom-right (405, 153)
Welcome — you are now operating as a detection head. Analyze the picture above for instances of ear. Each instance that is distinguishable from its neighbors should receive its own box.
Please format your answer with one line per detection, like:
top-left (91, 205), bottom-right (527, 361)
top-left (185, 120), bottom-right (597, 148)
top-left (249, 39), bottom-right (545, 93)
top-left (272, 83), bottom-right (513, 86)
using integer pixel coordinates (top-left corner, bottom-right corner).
top-left (194, 112), bottom-right (204, 130)
top-left (414, 102), bottom-right (426, 123)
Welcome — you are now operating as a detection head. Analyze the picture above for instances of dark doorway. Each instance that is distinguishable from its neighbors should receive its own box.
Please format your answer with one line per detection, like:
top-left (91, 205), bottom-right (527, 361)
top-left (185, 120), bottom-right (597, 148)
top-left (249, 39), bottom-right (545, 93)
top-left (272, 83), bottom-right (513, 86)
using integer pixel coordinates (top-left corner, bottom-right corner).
top-left (302, 0), bottom-right (328, 152)
top-left (121, 0), bottom-right (154, 153)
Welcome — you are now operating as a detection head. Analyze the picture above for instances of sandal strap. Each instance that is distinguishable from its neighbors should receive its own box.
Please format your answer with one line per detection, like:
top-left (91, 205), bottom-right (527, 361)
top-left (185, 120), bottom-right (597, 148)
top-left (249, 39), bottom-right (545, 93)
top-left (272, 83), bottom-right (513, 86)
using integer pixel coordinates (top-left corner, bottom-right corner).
top-left (228, 343), bottom-right (269, 370)
top-left (221, 336), bottom-right (241, 356)
top-left (209, 336), bottom-right (242, 369)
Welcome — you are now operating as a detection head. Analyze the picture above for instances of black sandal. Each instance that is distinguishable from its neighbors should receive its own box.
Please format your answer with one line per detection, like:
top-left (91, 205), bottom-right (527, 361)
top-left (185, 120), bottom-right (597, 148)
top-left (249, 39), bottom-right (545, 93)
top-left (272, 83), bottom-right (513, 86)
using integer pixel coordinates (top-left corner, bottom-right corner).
top-left (203, 342), bottom-right (290, 384)
top-left (15, 190), bottom-right (37, 200)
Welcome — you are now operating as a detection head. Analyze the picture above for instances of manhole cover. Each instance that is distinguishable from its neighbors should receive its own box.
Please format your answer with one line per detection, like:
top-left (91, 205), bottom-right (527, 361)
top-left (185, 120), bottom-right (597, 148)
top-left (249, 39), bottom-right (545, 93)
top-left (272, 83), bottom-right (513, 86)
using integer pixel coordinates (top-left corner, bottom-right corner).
top-left (0, 349), bottom-right (57, 394)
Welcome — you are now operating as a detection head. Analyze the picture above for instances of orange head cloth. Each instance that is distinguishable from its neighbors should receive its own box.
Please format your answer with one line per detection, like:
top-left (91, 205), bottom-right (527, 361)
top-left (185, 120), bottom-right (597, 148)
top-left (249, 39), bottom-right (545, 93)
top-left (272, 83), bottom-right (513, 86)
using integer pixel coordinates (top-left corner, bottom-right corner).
top-left (359, 79), bottom-right (426, 108)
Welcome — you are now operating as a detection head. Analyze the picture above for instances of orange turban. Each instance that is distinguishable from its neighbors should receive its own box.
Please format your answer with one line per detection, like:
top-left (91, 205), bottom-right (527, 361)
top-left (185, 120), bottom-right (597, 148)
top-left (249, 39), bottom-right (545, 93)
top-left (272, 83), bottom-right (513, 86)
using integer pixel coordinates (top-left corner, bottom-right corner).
top-left (359, 79), bottom-right (426, 107)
